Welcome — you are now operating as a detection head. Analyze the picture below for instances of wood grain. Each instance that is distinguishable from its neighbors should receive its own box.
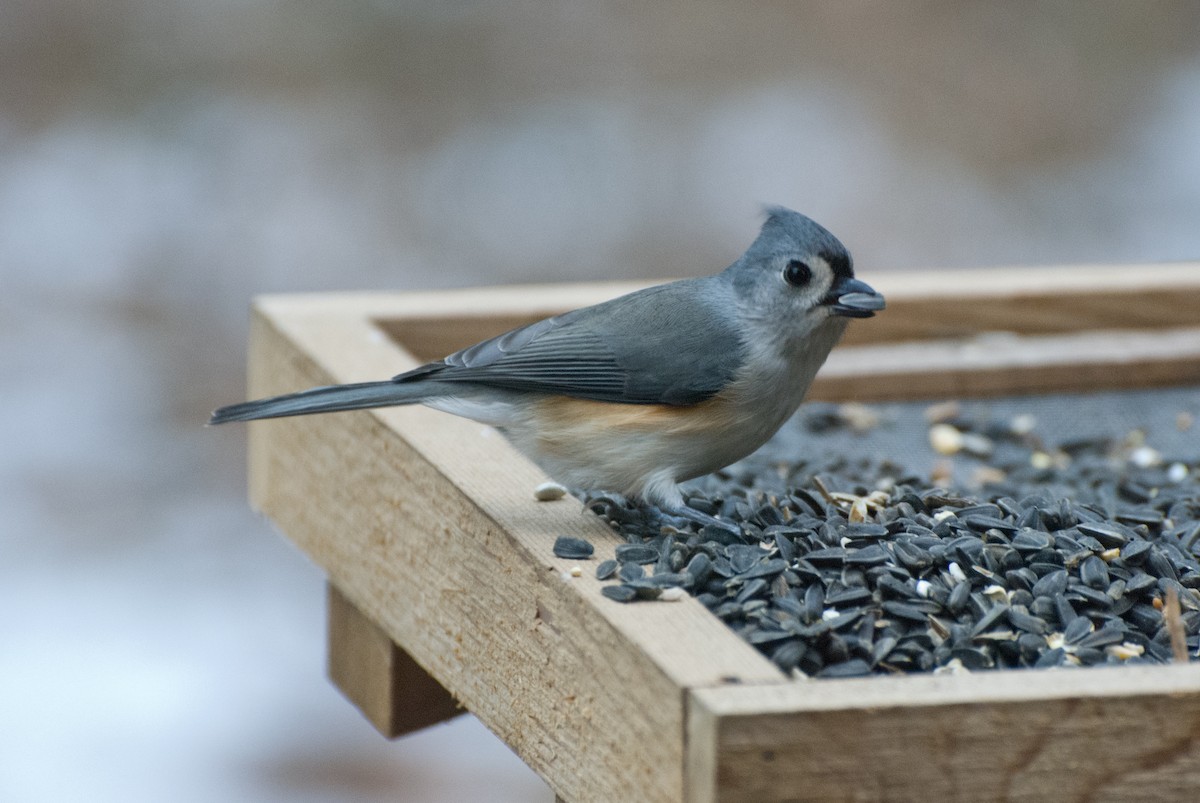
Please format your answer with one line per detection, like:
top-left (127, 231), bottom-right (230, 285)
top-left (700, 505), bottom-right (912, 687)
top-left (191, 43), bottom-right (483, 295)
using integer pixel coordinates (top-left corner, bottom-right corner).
top-left (688, 664), bottom-right (1200, 802)
top-left (247, 298), bottom-right (779, 803)
top-left (371, 263), bottom-right (1200, 358)
top-left (840, 262), bottom-right (1200, 347)
top-left (327, 582), bottom-right (462, 738)
top-left (811, 326), bottom-right (1200, 401)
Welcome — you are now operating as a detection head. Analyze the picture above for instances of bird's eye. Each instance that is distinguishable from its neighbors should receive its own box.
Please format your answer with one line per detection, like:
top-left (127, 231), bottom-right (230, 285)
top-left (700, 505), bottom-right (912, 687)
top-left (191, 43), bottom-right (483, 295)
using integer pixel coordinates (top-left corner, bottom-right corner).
top-left (783, 260), bottom-right (812, 287)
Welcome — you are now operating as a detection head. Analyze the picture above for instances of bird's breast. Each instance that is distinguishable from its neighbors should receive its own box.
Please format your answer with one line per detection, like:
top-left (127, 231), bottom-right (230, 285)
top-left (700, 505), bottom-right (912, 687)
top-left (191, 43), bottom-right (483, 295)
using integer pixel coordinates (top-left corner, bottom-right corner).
top-left (515, 388), bottom-right (786, 495)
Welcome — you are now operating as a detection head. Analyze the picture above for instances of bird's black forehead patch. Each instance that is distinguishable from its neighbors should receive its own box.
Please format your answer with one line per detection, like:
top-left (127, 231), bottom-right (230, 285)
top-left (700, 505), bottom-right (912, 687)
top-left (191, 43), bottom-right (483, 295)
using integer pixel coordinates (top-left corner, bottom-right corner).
top-left (822, 250), bottom-right (854, 279)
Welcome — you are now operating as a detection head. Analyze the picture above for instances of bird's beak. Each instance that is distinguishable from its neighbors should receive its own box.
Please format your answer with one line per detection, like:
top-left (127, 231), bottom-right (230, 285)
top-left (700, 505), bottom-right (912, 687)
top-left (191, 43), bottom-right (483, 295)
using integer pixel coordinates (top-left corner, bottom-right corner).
top-left (824, 277), bottom-right (885, 318)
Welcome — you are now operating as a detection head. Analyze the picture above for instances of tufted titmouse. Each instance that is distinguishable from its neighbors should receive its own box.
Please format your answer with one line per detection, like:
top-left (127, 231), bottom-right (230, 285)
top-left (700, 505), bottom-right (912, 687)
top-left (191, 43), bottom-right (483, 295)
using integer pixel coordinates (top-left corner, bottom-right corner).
top-left (211, 206), bottom-right (884, 530)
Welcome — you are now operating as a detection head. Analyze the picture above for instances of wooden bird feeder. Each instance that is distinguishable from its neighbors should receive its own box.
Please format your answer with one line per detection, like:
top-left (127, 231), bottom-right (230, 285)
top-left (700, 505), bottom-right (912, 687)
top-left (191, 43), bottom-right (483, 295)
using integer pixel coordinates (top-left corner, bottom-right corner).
top-left (243, 264), bottom-right (1200, 802)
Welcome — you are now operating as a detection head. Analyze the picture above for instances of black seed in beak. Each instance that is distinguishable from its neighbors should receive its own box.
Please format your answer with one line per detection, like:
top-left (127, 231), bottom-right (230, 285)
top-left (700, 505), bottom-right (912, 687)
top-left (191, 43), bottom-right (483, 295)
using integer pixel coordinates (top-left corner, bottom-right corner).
top-left (826, 278), bottom-right (885, 318)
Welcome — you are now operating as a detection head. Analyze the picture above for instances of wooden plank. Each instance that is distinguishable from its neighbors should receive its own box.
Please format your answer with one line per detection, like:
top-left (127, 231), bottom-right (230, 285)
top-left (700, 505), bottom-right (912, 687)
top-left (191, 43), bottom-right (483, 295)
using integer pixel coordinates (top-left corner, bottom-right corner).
top-left (365, 265), bottom-right (1200, 401)
top-left (326, 582), bottom-right (462, 738)
top-left (810, 326), bottom-right (1200, 402)
top-left (687, 664), bottom-right (1200, 802)
top-left (367, 263), bottom-right (1200, 359)
top-left (841, 262), bottom-right (1200, 347)
top-left (246, 298), bottom-right (781, 803)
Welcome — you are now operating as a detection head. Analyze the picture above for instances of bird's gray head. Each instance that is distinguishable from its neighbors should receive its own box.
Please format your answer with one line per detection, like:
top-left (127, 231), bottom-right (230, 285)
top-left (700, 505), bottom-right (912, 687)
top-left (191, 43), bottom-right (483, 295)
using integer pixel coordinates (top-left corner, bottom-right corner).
top-left (725, 206), bottom-right (884, 343)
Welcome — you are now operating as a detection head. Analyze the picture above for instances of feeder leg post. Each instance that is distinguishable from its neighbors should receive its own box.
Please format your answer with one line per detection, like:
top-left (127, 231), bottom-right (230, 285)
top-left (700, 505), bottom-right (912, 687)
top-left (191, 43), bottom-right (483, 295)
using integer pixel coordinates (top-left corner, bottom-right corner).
top-left (326, 582), bottom-right (462, 738)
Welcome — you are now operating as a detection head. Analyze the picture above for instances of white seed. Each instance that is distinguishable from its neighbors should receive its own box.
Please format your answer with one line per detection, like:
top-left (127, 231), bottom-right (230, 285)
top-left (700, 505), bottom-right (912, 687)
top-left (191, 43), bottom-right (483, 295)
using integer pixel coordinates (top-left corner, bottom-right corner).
top-left (534, 481), bottom-right (569, 501)
top-left (1105, 642), bottom-right (1145, 660)
top-left (929, 423), bottom-right (965, 455)
top-left (1099, 547), bottom-right (1121, 562)
top-left (848, 497), bottom-right (870, 523)
top-left (982, 584), bottom-right (1008, 602)
top-left (1167, 462), bottom-right (1189, 483)
top-left (569, 566), bottom-right (582, 577)
top-left (1030, 451), bottom-right (1055, 470)
top-left (924, 400), bottom-right (961, 423)
top-left (838, 402), bottom-right (881, 433)
top-left (1010, 413), bottom-right (1038, 435)
top-left (932, 658), bottom-right (969, 676)
top-left (934, 510), bottom-right (957, 523)
top-left (948, 562), bottom-right (968, 583)
top-left (660, 587), bottom-right (687, 602)
top-left (822, 608), bottom-right (841, 622)
top-left (915, 579), bottom-right (933, 598)
top-left (1129, 445), bottom-right (1162, 468)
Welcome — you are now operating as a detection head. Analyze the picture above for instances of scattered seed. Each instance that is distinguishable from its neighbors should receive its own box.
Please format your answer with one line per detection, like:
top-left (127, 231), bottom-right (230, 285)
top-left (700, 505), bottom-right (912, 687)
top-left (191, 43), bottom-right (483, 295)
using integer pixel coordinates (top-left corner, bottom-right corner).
top-left (924, 400), bottom-right (961, 423)
top-left (1077, 521), bottom-right (1131, 548)
top-left (553, 536), bottom-right (594, 559)
top-left (580, 397), bottom-right (1200, 678)
top-left (601, 585), bottom-right (638, 603)
top-left (618, 562), bottom-right (645, 583)
top-left (930, 424), bottom-right (966, 455)
top-left (1106, 642), bottom-right (1145, 660)
top-left (660, 587), bottom-right (687, 602)
top-left (614, 544), bottom-right (658, 564)
top-left (947, 582), bottom-right (971, 614)
top-left (1008, 607), bottom-right (1050, 634)
top-left (1063, 616), bottom-right (1094, 645)
top-left (1010, 413), bottom-right (1038, 435)
top-left (950, 647), bottom-right (994, 670)
top-left (624, 581), bottom-right (665, 600)
top-left (534, 481), bottom-right (569, 501)
top-left (818, 658), bottom-right (872, 678)
top-left (1079, 556), bottom-right (1110, 589)
top-left (948, 562), bottom-right (968, 583)
top-left (1129, 445), bottom-right (1162, 468)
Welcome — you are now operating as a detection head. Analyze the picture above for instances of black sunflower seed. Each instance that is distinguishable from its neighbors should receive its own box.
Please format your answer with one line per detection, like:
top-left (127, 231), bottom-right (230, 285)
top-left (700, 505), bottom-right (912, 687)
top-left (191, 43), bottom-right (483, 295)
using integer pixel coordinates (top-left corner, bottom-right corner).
top-left (1077, 521), bottom-right (1132, 548)
top-left (582, 397), bottom-right (1200, 679)
top-left (1031, 569), bottom-right (1069, 598)
top-left (1007, 607), bottom-right (1050, 634)
top-left (618, 562), bottom-right (645, 583)
top-left (553, 536), bottom-right (595, 559)
top-left (1079, 556), bottom-right (1111, 590)
top-left (601, 585), bottom-right (638, 603)
top-left (615, 544), bottom-right (659, 564)
top-left (818, 658), bottom-right (872, 678)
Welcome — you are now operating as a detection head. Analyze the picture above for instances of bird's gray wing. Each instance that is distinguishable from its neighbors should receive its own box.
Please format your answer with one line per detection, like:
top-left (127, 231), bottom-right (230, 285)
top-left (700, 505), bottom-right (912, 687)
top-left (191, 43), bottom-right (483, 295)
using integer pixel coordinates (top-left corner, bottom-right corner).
top-left (393, 278), bottom-right (746, 405)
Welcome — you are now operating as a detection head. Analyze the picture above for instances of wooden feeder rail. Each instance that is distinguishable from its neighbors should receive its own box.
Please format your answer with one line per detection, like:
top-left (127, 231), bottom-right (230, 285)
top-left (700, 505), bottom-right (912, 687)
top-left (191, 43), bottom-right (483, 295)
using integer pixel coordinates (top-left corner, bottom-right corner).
top-left (244, 264), bottom-right (1200, 802)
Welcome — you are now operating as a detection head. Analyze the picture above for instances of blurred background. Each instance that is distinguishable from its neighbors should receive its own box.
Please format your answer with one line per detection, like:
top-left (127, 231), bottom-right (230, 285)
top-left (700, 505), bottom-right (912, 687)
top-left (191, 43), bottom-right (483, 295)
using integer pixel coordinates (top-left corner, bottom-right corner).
top-left (3, 1), bottom-right (1200, 800)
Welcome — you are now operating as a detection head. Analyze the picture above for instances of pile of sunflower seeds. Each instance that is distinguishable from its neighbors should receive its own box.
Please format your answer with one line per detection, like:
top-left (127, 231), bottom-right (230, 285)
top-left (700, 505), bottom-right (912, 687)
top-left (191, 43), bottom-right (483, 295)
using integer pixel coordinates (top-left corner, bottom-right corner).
top-left (582, 400), bottom-right (1200, 678)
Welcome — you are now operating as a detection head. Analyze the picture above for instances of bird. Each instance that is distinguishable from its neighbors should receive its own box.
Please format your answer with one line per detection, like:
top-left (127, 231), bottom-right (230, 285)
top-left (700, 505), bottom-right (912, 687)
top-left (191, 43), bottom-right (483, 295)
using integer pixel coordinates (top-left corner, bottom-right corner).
top-left (211, 206), bottom-right (884, 531)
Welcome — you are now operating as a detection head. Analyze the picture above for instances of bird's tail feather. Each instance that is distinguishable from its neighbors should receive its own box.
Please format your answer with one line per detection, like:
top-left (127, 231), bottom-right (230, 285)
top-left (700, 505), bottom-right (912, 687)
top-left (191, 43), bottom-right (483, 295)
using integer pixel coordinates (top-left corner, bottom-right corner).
top-left (209, 381), bottom-right (424, 424)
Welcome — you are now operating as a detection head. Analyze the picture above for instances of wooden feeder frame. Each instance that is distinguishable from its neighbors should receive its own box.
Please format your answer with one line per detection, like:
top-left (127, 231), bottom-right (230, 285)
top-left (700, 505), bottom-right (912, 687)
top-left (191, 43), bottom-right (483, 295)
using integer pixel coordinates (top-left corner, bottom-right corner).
top-left (243, 264), bottom-right (1200, 802)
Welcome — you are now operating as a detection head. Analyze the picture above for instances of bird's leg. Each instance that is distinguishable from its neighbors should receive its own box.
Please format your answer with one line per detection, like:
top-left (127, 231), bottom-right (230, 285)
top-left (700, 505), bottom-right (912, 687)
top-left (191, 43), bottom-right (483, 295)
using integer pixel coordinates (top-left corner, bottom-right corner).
top-left (640, 477), bottom-right (743, 536)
